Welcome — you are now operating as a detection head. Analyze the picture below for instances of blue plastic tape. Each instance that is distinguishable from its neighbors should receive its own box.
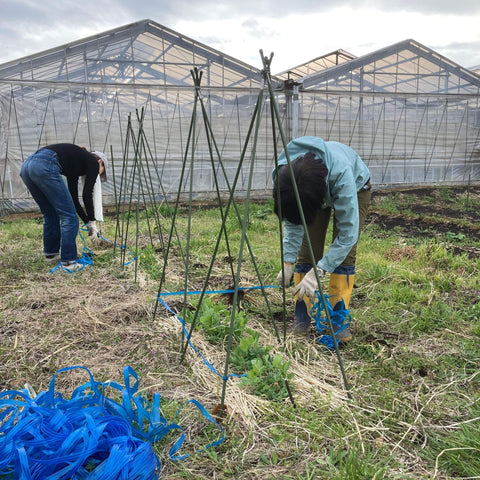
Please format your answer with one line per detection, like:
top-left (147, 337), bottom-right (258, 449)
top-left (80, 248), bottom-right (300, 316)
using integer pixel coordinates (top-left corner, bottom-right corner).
top-left (0, 365), bottom-right (225, 478)
top-left (311, 292), bottom-right (351, 349)
top-left (49, 225), bottom-right (137, 274)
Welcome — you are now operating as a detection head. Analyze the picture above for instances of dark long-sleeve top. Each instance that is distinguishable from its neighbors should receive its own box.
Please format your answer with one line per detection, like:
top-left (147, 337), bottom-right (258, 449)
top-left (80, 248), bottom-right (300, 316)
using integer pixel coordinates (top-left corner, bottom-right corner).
top-left (40, 143), bottom-right (99, 224)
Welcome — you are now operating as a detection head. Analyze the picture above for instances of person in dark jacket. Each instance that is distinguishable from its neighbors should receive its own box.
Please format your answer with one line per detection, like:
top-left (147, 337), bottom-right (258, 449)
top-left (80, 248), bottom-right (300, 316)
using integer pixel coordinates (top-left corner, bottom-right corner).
top-left (20, 143), bottom-right (108, 271)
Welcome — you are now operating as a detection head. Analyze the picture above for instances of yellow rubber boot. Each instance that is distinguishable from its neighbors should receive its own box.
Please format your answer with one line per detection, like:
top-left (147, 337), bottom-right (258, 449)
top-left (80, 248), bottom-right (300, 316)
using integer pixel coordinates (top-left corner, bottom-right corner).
top-left (328, 273), bottom-right (354, 309)
top-left (328, 273), bottom-right (355, 342)
top-left (292, 271), bottom-right (314, 335)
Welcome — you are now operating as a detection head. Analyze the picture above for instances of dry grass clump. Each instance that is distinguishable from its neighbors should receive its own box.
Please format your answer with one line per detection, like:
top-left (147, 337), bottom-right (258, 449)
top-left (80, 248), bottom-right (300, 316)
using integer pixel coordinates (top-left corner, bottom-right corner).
top-left (384, 245), bottom-right (418, 261)
top-left (1, 269), bottom-right (157, 392)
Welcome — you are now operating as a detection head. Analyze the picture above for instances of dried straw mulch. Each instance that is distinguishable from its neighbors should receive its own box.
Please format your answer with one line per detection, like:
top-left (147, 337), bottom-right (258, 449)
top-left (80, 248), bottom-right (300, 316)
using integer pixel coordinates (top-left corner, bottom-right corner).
top-left (1, 258), bottom-right (348, 432)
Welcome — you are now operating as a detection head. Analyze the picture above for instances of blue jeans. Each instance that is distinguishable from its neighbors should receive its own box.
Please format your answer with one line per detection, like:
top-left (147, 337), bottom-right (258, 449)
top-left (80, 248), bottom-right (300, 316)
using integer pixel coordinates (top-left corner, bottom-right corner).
top-left (20, 149), bottom-right (78, 263)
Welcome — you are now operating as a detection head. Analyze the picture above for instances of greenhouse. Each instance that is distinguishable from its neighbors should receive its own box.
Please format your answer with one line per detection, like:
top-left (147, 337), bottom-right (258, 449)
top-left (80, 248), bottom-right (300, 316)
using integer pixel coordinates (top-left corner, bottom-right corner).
top-left (1, 19), bottom-right (479, 214)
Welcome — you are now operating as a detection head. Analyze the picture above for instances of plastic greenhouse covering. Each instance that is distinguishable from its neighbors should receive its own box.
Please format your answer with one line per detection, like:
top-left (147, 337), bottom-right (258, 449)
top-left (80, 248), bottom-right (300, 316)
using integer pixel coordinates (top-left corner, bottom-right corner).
top-left (0, 19), bottom-right (479, 215)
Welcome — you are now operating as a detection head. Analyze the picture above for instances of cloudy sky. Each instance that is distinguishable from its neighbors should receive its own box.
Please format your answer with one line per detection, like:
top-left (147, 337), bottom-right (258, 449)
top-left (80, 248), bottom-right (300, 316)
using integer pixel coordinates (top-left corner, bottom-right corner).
top-left (0, 0), bottom-right (479, 72)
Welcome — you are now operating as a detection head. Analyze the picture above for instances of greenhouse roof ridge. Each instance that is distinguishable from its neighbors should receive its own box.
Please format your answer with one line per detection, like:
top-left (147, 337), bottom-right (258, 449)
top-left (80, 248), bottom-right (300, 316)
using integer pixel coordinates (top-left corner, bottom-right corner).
top-left (275, 49), bottom-right (357, 81)
top-left (0, 18), bottom-right (262, 71)
top-left (0, 20), bottom-right (150, 71)
top-left (0, 19), bottom-right (269, 88)
top-left (297, 38), bottom-right (480, 93)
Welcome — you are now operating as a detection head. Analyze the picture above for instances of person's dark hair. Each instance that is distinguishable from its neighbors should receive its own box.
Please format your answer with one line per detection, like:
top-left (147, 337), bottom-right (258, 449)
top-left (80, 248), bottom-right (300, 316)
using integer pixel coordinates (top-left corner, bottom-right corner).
top-left (273, 152), bottom-right (328, 225)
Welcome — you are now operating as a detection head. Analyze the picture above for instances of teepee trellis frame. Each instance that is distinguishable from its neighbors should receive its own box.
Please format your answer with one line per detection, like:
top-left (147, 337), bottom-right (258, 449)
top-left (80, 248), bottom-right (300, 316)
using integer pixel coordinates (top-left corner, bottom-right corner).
top-left (113, 54), bottom-right (351, 410)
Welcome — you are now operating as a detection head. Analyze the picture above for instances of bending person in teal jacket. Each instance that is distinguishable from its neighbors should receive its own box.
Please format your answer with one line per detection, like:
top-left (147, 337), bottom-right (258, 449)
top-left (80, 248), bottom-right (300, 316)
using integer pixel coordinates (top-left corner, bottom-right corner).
top-left (273, 136), bottom-right (372, 341)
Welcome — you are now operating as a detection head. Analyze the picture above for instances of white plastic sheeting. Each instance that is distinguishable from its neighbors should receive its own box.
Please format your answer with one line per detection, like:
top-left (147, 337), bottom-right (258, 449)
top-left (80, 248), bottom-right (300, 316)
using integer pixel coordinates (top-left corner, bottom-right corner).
top-left (0, 21), bottom-right (479, 215)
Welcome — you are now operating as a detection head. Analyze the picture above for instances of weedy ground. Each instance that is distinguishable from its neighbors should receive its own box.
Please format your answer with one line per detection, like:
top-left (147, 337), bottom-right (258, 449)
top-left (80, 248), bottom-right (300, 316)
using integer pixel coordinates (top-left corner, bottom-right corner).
top-left (1, 185), bottom-right (480, 479)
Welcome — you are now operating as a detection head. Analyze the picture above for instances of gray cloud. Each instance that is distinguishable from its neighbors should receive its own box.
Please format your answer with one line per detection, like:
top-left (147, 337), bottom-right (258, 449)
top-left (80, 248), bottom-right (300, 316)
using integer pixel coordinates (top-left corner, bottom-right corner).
top-left (241, 19), bottom-right (278, 39)
top-left (0, 0), bottom-right (133, 63)
top-left (368, 0), bottom-right (480, 15)
top-left (432, 40), bottom-right (480, 69)
top-left (2, 0), bottom-right (479, 28)
top-left (116, 0), bottom-right (480, 19)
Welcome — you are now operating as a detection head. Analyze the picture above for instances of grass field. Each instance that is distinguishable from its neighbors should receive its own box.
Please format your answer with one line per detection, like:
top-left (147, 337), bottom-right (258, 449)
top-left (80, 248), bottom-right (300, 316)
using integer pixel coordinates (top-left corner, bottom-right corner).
top-left (1, 185), bottom-right (480, 479)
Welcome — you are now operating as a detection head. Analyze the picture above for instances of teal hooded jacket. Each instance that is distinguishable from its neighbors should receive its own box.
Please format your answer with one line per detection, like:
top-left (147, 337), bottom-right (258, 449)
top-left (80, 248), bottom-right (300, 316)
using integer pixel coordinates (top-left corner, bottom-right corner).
top-left (274, 136), bottom-right (370, 273)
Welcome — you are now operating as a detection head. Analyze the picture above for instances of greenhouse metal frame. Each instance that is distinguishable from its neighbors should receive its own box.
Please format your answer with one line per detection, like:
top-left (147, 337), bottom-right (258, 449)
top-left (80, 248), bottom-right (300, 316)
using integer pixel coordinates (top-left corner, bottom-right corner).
top-left (1, 19), bottom-right (479, 214)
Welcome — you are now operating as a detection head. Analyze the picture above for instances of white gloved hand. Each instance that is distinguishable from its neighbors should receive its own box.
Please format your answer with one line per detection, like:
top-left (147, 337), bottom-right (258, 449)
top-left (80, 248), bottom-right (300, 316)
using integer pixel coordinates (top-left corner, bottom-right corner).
top-left (276, 262), bottom-right (294, 288)
top-left (87, 220), bottom-right (98, 243)
top-left (293, 267), bottom-right (324, 299)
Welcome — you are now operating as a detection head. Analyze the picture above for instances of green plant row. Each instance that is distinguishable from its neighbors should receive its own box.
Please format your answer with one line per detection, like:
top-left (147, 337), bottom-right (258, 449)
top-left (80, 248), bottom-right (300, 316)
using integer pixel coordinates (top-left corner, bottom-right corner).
top-left (184, 297), bottom-right (294, 401)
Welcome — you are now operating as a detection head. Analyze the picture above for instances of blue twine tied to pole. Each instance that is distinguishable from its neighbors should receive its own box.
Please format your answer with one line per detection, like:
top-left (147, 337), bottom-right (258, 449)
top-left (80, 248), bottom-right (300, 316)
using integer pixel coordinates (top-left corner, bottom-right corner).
top-left (0, 366), bottom-right (225, 479)
top-left (157, 296), bottom-right (247, 382)
top-left (310, 292), bottom-right (352, 349)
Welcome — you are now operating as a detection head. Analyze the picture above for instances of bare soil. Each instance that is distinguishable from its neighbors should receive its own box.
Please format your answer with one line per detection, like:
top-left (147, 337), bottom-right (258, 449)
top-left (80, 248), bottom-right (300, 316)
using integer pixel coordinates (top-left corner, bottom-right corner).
top-left (368, 186), bottom-right (480, 240)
